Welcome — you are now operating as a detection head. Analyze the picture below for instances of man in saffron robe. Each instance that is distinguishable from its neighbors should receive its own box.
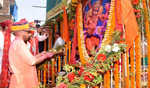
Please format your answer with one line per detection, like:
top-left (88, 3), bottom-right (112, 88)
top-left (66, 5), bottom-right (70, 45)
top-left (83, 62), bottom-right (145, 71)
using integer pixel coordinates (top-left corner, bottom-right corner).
top-left (9, 19), bottom-right (54, 88)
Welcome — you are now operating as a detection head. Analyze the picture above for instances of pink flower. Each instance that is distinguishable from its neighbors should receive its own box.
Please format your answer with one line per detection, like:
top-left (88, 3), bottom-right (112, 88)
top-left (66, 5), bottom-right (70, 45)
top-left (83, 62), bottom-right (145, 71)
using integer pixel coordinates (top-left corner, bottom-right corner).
top-left (136, 14), bottom-right (141, 18)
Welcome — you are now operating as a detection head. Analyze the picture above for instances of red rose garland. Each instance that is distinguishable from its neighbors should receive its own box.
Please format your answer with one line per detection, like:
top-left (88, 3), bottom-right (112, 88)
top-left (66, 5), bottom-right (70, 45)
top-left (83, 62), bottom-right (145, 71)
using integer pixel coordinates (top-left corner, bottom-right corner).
top-left (97, 54), bottom-right (106, 61)
top-left (68, 72), bottom-right (75, 82)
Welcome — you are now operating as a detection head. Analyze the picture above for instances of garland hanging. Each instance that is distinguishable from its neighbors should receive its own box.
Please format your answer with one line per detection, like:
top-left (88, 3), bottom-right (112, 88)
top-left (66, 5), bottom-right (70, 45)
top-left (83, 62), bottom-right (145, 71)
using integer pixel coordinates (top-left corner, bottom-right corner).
top-left (77, 3), bottom-right (89, 64)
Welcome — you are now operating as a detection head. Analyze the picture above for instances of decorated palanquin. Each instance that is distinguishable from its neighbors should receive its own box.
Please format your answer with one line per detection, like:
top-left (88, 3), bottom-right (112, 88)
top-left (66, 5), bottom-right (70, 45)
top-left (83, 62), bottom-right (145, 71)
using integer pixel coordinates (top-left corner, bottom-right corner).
top-left (40, 0), bottom-right (150, 87)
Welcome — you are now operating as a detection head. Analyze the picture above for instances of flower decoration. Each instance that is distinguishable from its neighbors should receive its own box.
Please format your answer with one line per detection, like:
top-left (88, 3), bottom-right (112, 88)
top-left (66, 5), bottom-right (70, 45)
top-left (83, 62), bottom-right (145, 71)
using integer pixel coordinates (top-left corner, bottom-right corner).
top-left (56, 83), bottom-right (68, 88)
top-left (56, 43), bottom-right (126, 88)
top-left (68, 72), bottom-right (76, 82)
top-left (112, 43), bottom-right (120, 52)
top-left (97, 54), bottom-right (106, 61)
top-left (104, 45), bottom-right (112, 53)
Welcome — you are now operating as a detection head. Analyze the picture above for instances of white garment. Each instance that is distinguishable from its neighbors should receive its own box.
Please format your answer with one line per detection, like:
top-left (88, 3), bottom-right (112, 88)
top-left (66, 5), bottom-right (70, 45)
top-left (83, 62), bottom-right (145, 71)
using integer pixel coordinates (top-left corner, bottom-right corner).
top-left (0, 31), bottom-right (15, 74)
top-left (53, 37), bottom-right (65, 49)
top-left (34, 31), bottom-right (48, 42)
top-left (37, 33), bottom-right (48, 42)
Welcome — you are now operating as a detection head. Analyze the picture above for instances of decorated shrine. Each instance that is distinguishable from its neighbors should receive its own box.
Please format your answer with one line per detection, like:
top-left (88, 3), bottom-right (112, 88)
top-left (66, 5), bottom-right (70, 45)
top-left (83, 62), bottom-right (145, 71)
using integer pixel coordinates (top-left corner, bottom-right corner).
top-left (37, 0), bottom-right (150, 88)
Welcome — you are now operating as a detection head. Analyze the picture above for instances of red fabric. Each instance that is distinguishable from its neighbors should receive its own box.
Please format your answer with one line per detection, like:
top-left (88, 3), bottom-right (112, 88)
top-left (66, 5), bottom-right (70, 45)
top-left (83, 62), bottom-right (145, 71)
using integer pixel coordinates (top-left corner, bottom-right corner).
top-left (29, 37), bottom-right (39, 55)
top-left (0, 20), bottom-right (12, 88)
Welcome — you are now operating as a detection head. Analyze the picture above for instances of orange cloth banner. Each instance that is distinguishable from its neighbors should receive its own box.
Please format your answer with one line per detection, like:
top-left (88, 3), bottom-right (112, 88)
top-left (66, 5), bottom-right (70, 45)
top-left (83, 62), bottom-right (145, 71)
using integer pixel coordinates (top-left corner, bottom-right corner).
top-left (121, 0), bottom-right (139, 49)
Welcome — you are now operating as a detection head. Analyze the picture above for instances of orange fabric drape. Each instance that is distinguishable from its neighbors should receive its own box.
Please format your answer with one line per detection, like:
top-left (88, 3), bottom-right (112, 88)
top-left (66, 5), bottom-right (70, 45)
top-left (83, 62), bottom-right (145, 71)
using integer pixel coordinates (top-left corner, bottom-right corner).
top-left (130, 44), bottom-right (135, 88)
top-left (135, 35), bottom-right (142, 88)
top-left (142, 0), bottom-right (150, 87)
top-left (121, 0), bottom-right (139, 49)
top-left (62, 6), bottom-right (69, 43)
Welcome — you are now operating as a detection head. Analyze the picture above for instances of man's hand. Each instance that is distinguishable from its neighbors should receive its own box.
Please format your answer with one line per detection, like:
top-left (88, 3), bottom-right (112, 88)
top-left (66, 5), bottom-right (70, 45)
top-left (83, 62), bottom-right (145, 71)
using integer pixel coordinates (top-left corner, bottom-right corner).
top-left (46, 52), bottom-right (54, 58)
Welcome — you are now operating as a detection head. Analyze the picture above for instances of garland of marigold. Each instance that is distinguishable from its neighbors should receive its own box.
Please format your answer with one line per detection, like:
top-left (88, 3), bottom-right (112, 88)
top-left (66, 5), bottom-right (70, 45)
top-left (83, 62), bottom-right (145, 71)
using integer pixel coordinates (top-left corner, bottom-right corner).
top-left (99, 0), bottom-right (116, 87)
top-left (77, 3), bottom-right (89, 64)
top-left (114, 61), bottom-right (119, 88)
top-left (97, 0), bottom-right (116, 52)
top-left (142, 0), bottom-right (150, 87)
top-left (104, 71), bottom-right (110, 88)
top-left (130, 44), bottom-right (135, 88)
top-left (135, 35), bottom-right (142, 88)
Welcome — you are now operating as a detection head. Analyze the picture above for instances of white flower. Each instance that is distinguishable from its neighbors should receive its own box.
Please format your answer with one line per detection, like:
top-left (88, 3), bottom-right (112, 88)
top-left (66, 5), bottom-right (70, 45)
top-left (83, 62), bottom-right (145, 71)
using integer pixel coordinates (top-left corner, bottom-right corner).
top-left (104, 45), bottom-right (112, 52)
top-left (112, 43), bottom-right (120, 52)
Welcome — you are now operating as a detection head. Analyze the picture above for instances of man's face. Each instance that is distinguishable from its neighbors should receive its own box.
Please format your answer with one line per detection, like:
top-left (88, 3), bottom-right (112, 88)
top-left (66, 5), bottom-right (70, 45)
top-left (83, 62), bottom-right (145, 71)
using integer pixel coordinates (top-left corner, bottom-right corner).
top-left (55, 34), bottom-right (59, 39)
top-left (22, 30), bottom-right (32, 42)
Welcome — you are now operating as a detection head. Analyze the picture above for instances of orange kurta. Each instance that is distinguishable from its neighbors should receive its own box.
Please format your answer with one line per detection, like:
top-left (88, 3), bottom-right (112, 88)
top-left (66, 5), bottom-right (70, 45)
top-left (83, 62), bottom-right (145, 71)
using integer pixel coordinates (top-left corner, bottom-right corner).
top-left (9, 38), bottom-right (40, 88)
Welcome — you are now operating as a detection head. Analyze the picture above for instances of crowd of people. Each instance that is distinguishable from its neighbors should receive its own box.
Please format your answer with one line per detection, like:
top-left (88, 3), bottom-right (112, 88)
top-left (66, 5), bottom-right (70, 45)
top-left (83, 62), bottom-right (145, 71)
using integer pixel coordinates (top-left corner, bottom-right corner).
top-left (0, 19), bottom-right (63, 88)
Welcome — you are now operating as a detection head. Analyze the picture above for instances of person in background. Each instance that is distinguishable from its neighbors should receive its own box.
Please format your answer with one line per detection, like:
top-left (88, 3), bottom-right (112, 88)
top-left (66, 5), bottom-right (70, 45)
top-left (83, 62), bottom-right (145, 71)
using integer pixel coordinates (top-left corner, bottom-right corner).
top-left (9, 19), bottom-right (54, 88)
top-left (29, 22), bottom-right (49, 55)
top-left (0, 20), bottom-right (15, 88)
top-left (37, 25), bottom-right (49, 52)
top-left (53, 32), bottom-right (65, 49)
